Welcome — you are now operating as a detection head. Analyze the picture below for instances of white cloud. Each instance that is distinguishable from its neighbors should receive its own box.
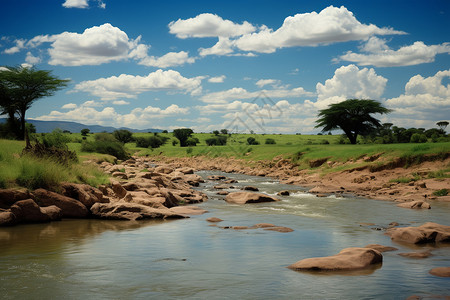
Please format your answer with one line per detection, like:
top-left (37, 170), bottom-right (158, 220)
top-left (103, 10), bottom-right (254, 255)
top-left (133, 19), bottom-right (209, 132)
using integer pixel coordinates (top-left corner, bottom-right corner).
top-left (62, 0), bottom-right (89, 9)
top-left (3, 39), bottom-right (26, 54)
top-left (73, 69), bottom-right (203, 100)
top-left (25, 52), bottom-right (41, 65)
top-left (234, 6), bottom-right (405, 53)
top-left (169, 13), bottom-right (256, 38)
top-left (112, 100), bottom-right (130, 105)
top-left (200, 86), bottom-right (312, 104)
top-left (314, 64), bottom-right (387, 109)
top-left (338, 38), bottom-right (450, 67)
top-left (208, 75), bottom-right (226, 83)
top-left (386, 70), bottom-right (450, 121)
top-left (199, 37), bottom-right (234, 56)
top-left (36, 104), bottom-right (189, 128)
top-left (48, 23), bottom-right (141, 66)
top-left (138, 51), bottom-right (195, 68)
top-left (61, 103), bottom-right (77, 109)
top-left (255, 79), bottom-right (280, 88)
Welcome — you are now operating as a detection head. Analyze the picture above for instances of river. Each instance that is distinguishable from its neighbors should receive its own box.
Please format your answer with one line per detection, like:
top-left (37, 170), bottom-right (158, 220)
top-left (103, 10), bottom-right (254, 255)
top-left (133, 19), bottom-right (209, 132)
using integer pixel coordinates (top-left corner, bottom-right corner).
top-left (1, 170), bottom-right (449, 299)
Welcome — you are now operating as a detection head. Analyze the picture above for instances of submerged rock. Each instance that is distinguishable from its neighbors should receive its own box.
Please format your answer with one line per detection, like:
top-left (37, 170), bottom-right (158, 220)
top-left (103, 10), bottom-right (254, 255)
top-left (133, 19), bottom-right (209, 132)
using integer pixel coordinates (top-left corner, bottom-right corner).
top-left (398, 250), bottom-right (432, 259)
top-left (396, 200), bottom-right (431, 209)
top-left (225, 192), bottom-right (280, 204)
top-left (288, 247), bottom-right (383, 272)
top-left (364, 244), bottom-right (398, 253)
top-left (429, 267), bottom-right (450, 277)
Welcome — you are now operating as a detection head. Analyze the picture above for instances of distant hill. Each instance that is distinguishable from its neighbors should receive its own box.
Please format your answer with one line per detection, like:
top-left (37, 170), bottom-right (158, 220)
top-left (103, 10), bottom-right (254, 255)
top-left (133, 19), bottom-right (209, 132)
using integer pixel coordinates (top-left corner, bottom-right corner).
top-left (0, 118), bottom-right (163, 133)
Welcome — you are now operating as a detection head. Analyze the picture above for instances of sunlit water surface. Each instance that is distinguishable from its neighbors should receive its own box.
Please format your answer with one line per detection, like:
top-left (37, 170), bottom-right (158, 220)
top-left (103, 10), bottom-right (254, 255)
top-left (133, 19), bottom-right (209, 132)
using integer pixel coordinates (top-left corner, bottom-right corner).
top-left (1, 170), bottom-right (449, 299)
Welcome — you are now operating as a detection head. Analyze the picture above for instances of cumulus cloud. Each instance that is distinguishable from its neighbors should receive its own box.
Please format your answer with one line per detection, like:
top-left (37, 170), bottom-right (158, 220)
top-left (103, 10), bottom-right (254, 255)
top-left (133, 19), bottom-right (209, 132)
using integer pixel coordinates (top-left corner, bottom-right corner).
top-left (73, 69), bottom-right (203, 100)
top-left (208, 75), bottom-right (226, 83)
top-left (138, 51), bottom-right (195, 68)
top-left (48, 23), bottom-right (140, 66)
top-left (338, 37), bottom-right (450, 67)
top-left (3, 39), bottom-right (26, 54)
top-left (386, 70), bottom-right (450, 122)
top-left (199, 37), bottom-right (234, 56)
top-left (62, 0), bottom-right (89, 8)
top-left (61, 103), bottom-right (78, 109)
top-left (234, 6), bottom-right (405, 53)
top-left (25, 52), bottom-right (41, 65)
top-left (169, 13), bottom-right (256, 38)
top-left (314, 64), bottom-right (387, 109)
top-left (200, 86), bottom-right (312, 104)
top-left (255, 79), bottom-right (280, 88)
top-left (36, 103), bottom-right (189, 128)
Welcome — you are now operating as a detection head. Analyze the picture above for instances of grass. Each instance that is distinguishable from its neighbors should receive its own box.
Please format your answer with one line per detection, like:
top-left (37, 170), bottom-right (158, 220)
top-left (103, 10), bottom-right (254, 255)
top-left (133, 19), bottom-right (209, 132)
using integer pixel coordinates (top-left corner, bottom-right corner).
top-left (0, 139), bottom-right (109, 191)
top-left (433, 189), bottom-right (448, 196)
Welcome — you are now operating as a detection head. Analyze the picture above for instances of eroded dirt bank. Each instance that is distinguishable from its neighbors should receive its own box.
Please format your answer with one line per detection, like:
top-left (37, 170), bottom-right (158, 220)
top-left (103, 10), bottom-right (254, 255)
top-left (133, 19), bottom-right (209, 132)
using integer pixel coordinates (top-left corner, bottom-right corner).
top-left (146, 154), bottom-right (450, 203)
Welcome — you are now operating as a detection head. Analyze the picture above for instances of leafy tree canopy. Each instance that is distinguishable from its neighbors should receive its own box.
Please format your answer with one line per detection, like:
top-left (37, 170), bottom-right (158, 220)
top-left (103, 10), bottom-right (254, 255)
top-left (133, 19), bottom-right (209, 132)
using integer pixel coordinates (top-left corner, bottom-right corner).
top-left (173, 128), bottom-right (194, 147)
top-left (315, 99), bottom-right (392, 144)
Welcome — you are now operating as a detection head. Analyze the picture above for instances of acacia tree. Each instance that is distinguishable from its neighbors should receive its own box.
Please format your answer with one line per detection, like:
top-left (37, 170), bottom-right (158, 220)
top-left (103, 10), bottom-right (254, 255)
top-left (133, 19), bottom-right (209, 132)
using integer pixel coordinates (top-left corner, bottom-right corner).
top-left (0, 66), bottom-right (69, 141)
top-left (315, 99), bottom-right (392, 144)
top-left (436, 121), bottom-right (449, 133)
top-left (173, 128), bottom-right (194, 147)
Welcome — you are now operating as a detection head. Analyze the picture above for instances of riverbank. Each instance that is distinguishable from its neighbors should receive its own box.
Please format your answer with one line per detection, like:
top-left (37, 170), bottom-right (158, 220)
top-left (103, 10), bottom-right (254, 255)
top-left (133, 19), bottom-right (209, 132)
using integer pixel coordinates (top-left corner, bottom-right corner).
top-left (145, 154), bottom-right (450, 203)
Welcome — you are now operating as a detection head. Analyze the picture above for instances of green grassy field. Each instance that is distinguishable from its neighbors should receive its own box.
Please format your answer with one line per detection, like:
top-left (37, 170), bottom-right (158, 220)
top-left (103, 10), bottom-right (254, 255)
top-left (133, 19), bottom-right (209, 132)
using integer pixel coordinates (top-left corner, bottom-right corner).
top-left (1, 132), bottom-right (449, 190)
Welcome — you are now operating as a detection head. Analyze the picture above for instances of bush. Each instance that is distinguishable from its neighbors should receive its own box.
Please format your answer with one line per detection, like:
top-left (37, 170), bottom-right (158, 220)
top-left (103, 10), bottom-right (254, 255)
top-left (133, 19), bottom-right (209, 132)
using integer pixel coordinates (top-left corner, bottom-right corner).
top-left (135, 136), bottom-right (168, 148)
top-left (81, 140), bottom-right (129, 160)
top-left (265, 138), bottom-right (276, 144)
top-left (95, 132), bottom-right (117, 142)
top-left (113, 129), bottom-right (133, 143)
top-left (16, 157), bottom-right (64, 190)
top-left (186, 147), bottom-right (193, 154)
top-left (433, 189), bottom-right (448, 196)
top-left (41, 129), bottom-right (71, 149)
top-left (186, 137), bottom-right (199, 146)
top-left (205, 135), bottom-right (227, 146)
top-left (410, 133), bottom-right (427, 143)
top-left (247, 137), bottom-right (260, 145)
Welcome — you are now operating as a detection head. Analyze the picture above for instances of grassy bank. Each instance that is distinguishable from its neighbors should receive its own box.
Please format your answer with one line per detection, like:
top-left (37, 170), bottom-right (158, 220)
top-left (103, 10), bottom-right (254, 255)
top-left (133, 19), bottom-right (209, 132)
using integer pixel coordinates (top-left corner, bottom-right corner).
top-left (0, 139), bottom-right (109, 191)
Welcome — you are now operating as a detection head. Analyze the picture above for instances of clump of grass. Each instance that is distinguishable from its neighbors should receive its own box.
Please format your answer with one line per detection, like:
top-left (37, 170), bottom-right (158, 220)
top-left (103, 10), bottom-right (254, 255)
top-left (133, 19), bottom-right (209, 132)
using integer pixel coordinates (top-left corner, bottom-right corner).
top-left (433, 189), bottom-right (448, 196)
top-left (390, 177), bottom-right (415, 184)
top-left (427, 169), bottom-right (450, 179)
top-left (16, 157), bottom-right (67, 191)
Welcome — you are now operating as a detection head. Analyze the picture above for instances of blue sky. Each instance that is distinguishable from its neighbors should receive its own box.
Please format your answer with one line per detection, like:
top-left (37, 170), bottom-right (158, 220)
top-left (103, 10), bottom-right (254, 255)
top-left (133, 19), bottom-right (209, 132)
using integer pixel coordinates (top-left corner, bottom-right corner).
top-left (1, 0), bottom-right (449, 133)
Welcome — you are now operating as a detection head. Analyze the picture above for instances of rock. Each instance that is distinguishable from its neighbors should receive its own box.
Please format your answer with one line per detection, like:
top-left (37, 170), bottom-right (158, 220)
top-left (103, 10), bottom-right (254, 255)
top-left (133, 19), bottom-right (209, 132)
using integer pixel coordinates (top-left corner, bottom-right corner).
top-left (10, 199), bottom-right (62, 223)
top-left (0, 188), bottom-right (32, 209)
top-left (112, 171), bottom-right (128, 179)
top-left (224, 179), bottom-right (237, 184)
top-left (124, 191), bottom-right (167, 209)
top-left (62, 183), bottom-right (106, 209)
top-left (264, 226), bottom-right (294, 233)
top-left (254, 223), bottom-right (276, 228)
top-left (184, 174), bottom-right (204, 186)
top-left (154, 166), bottom-right (174, 174)
top-left (90, 202), bottom-right (185, 220)
top-left (225, 192), bottom-right (280, 204)
top-left (206, 217), bottom-right (223, 223)
top-left (33, 189), bottom-right (89, 218)
top-left (288, 247), bottom-right (383, 272)
top-left (398, 250), bottom-right (432, 259)
top-left (217, 191), bottom-right (229, 196)
top-left (175, 167), bottom-right (195, 174)
top-left (396, 201), bottom-right (431, 209)
top-left (386, 222), bottom-right (450, 244)
top-left (0, 211), bottom-right (17, 226)
top-left (388, 222), bottom-right (400, 228)
top-left (111, 181), bottom-right (127, 199)
top-left (169, 206), bottom-right (207, 216)
top-left (214, 184), bottom-right (230, 190)
top-left (208, 175), bottom-right (226, 181)
top-left (364, 244), bottom-right (398, 252)
top-left (121, 182), bottom-right (141, 191)
top-left (233, 226), bottom-right (250, 230)
top-left (278, 190), bottom-right (290, 196)
top-left (242, 186), bottom-right (259, 191)
top-left (429, 267), bottom-right (450, 277)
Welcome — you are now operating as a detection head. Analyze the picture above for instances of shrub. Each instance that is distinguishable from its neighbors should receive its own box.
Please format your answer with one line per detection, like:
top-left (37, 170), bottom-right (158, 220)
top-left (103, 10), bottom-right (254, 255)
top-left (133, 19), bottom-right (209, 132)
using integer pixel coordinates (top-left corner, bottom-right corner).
top-left (433, 189), bottom-right (448, 196)
top-left (113, 129), bottom-right (133, 143)
top-left (186, 137), bottom-right (198, 146)
top-left (41, 129), bottom-right (71, 149)
top-left (16, 157), bottom-right (64, 191)
top-left (205, 135), bottom-right (227, 146)
top-left (172, 139), bottom-right (179, 146)
top-left (265, 138), bottom-right (276, 144)
top-left (135, 136), bottom-right (167, 148)
top-left (186, 147), bottom-right (193, 154)
top-left (320, 139), bottom-right (330, 145)
top-left (81, 140), bottom-right (129, 160)
top-left (410, 133), bottom-right (427, 143)
top-left (81, 128), bottom-right (90, 136)
top-left (95, 132), bottom-right (117, 142)
top-left (247, 137), bottom-right (260, 145)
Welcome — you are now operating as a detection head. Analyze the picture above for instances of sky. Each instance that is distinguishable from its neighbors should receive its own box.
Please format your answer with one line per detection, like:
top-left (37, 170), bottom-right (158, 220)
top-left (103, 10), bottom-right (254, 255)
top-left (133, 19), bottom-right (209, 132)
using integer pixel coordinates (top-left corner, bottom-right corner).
top-left (1, 0), bottom-right (449, 133)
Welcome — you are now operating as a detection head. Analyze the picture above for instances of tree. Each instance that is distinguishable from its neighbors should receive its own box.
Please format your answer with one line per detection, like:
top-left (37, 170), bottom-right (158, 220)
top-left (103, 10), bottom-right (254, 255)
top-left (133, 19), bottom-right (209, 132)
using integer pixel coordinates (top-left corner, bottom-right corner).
top-left (81, 128), bottom-right (90, 136)
top-left (437, 121), bottom-right (449, 133)
top-left (315, 99), bottom-right (392, 144)
top-left (212, 130), bottom-right (220, 136)
top-left (220, 129), bottom-right (228, 135)
top-left (173, 128), bottom-right (194, 147)
top-left (0, 66), bottom-right (69, 141)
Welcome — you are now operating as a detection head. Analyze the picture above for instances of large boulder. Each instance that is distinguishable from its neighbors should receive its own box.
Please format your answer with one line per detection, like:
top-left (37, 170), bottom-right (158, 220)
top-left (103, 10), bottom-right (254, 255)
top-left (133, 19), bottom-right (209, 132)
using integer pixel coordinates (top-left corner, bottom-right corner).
top-left (90, 202), bottom-right (185, 220)
top-left (225, 192), bottom-right (280, 204)
top-left (111, 181), bottom-right (127, 199)
top-left (288, 247), bottom-right (383, 271)
top-left (33, 189), bottom-right (89, 218)
top-left (0, 210), bottom-right (17, 226)
top-left (0, 189), bottom-right (33, 209)
top-left (10, 199), bottom-right (62, 223)
top-left (396, 201), bottom-right (431, 209)
top-left (429, 267), bottom-right (450, 277)
top-left (385, 222), bottom-right (450, 244)
top-left (62, 183), bottom-right (106, 209)
top-left (364, 244), bottom-right (398, 253)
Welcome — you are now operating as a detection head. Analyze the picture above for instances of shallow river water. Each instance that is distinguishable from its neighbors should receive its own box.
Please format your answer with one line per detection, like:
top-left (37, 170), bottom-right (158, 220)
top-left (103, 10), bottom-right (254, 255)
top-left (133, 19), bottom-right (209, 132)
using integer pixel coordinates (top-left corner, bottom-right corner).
top-left (1, 170), bottom-right (449, 299)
